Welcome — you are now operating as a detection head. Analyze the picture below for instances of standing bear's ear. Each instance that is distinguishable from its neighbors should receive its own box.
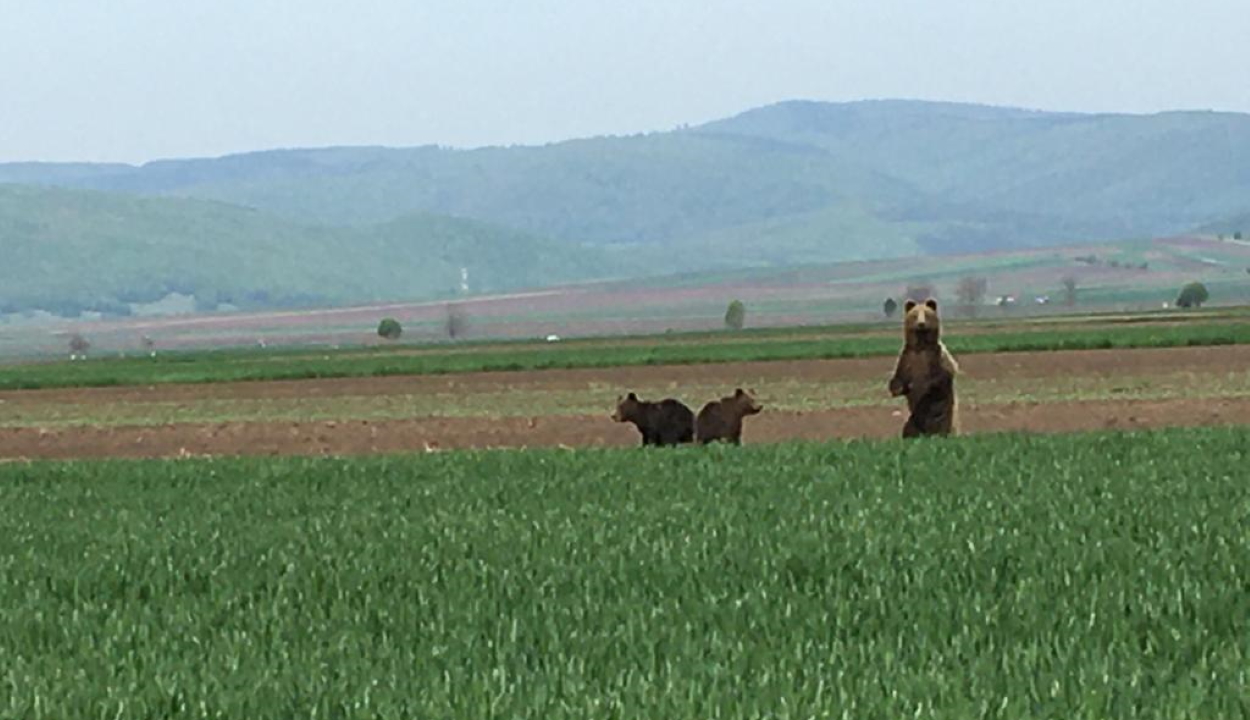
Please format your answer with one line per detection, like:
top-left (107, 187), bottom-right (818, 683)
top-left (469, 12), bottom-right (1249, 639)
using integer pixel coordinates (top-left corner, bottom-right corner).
top-left (734, 388), bottom-right (745, 397)
top-left (925, 299), bottom-right (938, 311)
top-left (904, 300), bottom-right (918, 312)
top-left (627, 392), bottom-right (637, 400)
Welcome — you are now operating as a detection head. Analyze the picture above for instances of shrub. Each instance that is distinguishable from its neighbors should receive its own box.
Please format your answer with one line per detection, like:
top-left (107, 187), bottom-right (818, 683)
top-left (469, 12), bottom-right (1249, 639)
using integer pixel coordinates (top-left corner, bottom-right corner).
top-left (955, 276), bottom-right (988, 316)
top-left (724, 300), bottom-right (746, 331)
top-left (905, 283), bottom-right (936, 303)
top-left (1176, 282), bottom-right (1210, 309)
top-left (445, 305), bottom-right (469, 340)
top-left (377, 318), bottom-right (403, 340)
top-left (1062, 277), bottom-right (1078, 307)
top-left (68, 333), bottom-right (90, 358)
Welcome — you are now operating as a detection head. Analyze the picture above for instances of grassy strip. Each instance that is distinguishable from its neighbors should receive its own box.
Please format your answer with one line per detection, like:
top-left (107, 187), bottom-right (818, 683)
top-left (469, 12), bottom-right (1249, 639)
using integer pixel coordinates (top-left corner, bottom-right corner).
top-left (6, 370), bottom-right (1250, 430)
top-left (1, 427), bottom-right (1247, 717)
top-left (2, 318), bottom-right (1248, 391)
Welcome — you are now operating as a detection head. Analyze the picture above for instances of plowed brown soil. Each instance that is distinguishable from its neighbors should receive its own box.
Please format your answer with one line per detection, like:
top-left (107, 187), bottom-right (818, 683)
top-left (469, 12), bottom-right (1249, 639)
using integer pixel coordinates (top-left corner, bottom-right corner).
top-left (1, 345), bottom-right (1247, 460)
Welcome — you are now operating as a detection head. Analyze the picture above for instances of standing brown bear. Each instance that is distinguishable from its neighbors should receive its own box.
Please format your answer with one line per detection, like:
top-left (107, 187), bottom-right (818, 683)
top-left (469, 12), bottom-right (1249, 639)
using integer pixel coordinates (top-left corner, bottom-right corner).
top-left (611, 393), bottom-right (695, 446)
top-left (696, 388), bottom-right (763, 445)
top-left (889, 298), bottom-right (960, 438)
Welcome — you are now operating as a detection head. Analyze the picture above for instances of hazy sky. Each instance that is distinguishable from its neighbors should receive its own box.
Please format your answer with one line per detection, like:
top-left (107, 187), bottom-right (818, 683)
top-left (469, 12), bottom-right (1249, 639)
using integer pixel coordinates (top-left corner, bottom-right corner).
top-left (3, 0), bottom-right (1248, 163)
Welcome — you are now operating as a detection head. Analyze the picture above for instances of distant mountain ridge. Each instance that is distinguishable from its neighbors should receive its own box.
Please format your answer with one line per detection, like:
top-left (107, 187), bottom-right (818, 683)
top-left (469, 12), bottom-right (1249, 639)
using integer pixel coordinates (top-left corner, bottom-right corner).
top-left (7, 99), bottom-right (1249, 243)
top-left (3, 99), bottom-right (1249, 317)
top-left (701, 100), bottom-right (1250, 233)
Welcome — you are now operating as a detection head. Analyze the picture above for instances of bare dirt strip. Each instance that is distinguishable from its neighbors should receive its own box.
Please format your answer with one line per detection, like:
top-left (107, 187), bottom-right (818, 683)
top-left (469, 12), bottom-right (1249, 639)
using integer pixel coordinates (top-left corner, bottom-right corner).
top-left (0, 345), bottom-right (1247, 460)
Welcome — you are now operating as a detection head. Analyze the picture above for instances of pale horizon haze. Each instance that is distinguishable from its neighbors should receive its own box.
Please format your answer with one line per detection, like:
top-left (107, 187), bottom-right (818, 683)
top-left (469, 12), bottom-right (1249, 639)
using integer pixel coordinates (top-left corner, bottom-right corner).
top-left (2, 0), bottom-right (1248, 163)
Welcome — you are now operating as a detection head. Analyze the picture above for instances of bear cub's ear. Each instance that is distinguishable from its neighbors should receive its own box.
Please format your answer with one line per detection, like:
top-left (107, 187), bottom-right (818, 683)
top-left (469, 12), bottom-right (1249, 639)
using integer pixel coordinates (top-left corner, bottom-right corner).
top-left (627, 392), bottom-right (637, 400)
top-left (925, 299), bottom-right (938, 311)
top-left (734, 388), bottom-right (745, 397)
top-left (904, 300), bottom-right (918, 312)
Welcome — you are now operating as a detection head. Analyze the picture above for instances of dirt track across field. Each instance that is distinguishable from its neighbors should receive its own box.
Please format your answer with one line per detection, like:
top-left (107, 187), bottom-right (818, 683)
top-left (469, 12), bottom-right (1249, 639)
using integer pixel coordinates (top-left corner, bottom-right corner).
top-left (1, 345), bottom-right (1247, 460)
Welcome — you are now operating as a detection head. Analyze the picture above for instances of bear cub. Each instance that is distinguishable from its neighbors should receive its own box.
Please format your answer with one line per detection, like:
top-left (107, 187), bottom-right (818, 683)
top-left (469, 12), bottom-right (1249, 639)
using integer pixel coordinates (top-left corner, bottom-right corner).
top-left (612, 392), bottom-right (695, 446)
top-left (889, 298), bottom-right (960, 438)
top-left (696, 388), bottom-right (763, 445)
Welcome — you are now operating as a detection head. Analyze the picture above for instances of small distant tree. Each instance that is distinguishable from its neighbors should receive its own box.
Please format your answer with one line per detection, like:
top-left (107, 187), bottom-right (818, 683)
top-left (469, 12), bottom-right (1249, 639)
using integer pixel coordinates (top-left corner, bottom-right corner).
top-left (445, 304), bottom-right (469, 340)
top-left (68, 333), bottom-right (90, 358)
top-left (724, 300), bottom-right (746, 330)
top-left (1236, 231), bottom-right (1244, 241)
top-left (883, 297), bottom-right (898, 318)
top-left (904, 282), bottom-right (936, 303)
top-left (955, 276), bottom-right (988, 316)
top-left (1061, 276), bottom-right (1078, 307)
top-left (377, 317), bottom-right (403, 341)
top-left (1175, 282), bottom-right (1210, 309)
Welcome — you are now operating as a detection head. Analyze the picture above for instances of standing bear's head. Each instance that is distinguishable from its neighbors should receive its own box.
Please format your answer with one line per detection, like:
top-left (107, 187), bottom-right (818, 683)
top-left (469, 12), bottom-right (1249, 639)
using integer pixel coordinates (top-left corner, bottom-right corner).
top-left (903, 299), bottom-right (942, 347)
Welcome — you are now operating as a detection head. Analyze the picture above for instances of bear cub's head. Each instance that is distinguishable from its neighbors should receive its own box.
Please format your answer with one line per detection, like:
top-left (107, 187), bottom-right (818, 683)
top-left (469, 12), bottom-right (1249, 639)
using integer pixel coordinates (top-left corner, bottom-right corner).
top-left (726, 388), bottom-right (763, 416)
top-left (612, 392), bottom-right (643, 423)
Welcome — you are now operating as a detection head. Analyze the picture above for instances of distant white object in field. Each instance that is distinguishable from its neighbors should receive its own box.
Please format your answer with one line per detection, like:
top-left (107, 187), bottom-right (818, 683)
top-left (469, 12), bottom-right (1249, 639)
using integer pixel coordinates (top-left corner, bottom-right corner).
top-left (546, 334), bottom-right (561, 343)
top-left (1035, 295), bottom-right (1050, 305)
top-left (1162, 302), bottom-right (1170, 309)
top-left (460, 267), bottom-right (470, 293)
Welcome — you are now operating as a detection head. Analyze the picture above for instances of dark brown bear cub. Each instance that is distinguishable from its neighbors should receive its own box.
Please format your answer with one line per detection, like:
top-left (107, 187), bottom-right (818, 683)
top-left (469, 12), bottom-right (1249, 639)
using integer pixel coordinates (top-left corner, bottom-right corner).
top-left (695, 388), bottom-right (763, 445)
top-left (611, 393), bottom-right (695, 446)
top-left (888, 298), bottom-right (960, 438)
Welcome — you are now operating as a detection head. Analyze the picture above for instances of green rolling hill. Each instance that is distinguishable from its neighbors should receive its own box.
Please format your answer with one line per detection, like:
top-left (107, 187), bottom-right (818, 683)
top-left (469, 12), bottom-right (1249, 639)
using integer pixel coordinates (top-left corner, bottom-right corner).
top-left (0, 184), bottom-right (626, 316)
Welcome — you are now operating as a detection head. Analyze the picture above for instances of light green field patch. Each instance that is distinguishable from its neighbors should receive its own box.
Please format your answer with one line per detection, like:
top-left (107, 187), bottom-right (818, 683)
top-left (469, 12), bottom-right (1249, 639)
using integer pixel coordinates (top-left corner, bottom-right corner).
top-left (5, 310), bottom-right (1250, 392)
top-left (5, 369), bottom-right (1249, 429)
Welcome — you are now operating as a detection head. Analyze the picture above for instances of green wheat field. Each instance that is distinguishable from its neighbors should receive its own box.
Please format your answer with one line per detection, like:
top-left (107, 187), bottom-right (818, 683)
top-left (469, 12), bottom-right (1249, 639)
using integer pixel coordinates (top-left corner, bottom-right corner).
top-left (2, 427), bottom-right (1247, 718)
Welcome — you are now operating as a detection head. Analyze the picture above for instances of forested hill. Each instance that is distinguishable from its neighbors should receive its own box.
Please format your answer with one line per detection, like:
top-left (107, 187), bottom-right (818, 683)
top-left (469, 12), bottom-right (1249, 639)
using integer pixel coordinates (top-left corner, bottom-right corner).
top-left (3, 99), bottom-right (1249, 316)
top-left (7, 100), bottom-right (1249, 248)
top-left (0, 184), bottom-right (621, 316)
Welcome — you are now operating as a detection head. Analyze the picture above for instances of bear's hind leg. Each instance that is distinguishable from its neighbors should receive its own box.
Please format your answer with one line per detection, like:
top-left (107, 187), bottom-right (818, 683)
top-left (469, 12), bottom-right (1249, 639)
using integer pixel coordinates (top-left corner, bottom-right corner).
top-left (902, 415), bottom-right (922, 439)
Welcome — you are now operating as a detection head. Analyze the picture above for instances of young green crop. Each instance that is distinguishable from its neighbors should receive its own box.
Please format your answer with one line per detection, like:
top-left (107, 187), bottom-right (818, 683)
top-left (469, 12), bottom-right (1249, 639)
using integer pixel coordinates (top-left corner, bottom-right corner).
top-left (1, 427), bottom-right (1247, 718)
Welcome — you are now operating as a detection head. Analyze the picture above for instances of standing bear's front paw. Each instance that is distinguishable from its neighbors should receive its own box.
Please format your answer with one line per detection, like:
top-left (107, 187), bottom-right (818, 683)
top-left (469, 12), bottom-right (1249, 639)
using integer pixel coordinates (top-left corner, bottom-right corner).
top-left (888, 377), bottom-right (907, 397)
